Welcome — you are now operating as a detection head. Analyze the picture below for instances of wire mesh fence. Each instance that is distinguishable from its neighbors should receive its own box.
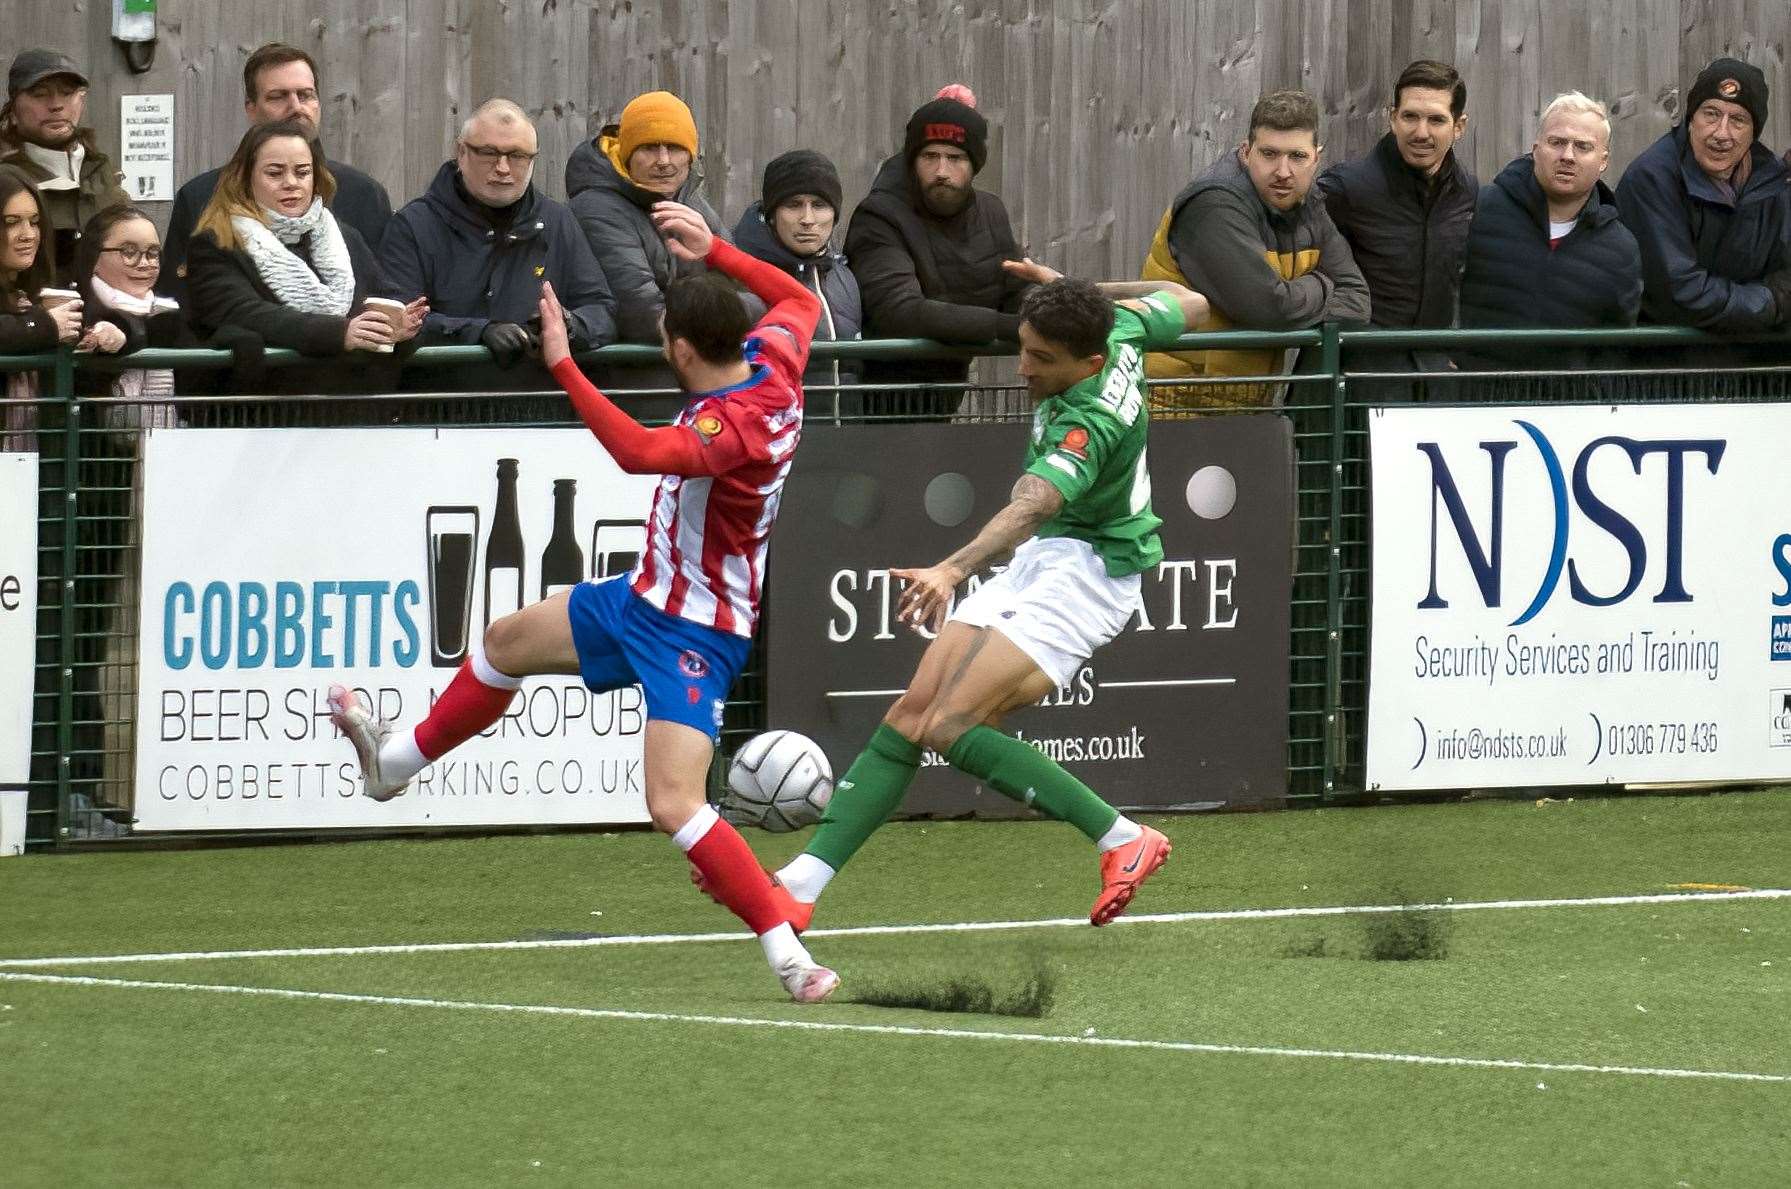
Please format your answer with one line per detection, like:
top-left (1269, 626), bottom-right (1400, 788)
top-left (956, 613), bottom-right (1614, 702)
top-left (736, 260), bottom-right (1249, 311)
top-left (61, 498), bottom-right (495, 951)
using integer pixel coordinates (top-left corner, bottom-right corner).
top-left (6, 326), bottom-right (1789, 845)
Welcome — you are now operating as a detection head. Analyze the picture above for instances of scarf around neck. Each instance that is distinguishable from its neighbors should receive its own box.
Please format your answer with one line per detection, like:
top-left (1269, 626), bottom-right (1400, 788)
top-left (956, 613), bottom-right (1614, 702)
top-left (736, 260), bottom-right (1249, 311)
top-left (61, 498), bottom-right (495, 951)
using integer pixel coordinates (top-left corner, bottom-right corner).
top-left (229, 198), bottom-right (354, 316)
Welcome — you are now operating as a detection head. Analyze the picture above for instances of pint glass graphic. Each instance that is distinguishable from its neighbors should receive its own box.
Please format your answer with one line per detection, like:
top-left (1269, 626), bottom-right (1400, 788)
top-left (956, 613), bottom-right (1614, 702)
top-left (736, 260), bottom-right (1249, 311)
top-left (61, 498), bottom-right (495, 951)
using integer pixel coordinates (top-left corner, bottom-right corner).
top-left (426, 506), bottom-right (480, 667)
top-left (591, 519), bottom-right (647, 581)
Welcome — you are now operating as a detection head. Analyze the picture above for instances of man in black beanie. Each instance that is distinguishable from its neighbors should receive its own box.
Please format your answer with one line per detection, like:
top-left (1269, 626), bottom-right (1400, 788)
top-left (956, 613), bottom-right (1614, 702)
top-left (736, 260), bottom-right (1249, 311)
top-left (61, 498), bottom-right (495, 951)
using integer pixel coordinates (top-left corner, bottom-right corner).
top-left (1615, 56), bottom-right (1791, 333)
top-left (845, 91), bottom-right (1033, 413)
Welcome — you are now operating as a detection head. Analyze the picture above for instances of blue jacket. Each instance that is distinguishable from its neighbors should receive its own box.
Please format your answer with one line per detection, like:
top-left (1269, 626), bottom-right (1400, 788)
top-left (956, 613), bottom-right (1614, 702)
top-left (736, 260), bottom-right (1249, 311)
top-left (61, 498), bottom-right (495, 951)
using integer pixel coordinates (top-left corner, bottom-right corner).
top-left (379, 161), bottom-right (616, 349)
top-left (1460, 156), bottom-right (1640, 327)
top-left (1614, 125), bottom-right (1790, 331)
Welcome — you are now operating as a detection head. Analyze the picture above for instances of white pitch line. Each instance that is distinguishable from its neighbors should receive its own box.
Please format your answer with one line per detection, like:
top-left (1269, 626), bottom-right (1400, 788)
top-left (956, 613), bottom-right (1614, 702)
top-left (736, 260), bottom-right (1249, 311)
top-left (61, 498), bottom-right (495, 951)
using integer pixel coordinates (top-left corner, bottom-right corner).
top-left (1096, 678), bottom-right (1237, 688)
top-left (1, 970), bottom-right (1783, 1086)
top-left (0, 887), bottom-right (1785, 970)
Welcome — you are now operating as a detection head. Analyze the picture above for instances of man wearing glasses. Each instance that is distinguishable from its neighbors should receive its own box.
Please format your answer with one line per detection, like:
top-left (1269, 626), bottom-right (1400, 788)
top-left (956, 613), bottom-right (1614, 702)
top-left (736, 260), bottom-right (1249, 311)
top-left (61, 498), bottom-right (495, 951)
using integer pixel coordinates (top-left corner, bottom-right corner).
top-left (0, 49), bottom-right (130, 284)
top-left (158, 43), bottom-right (393, 304)
top-left (379, 98), bottom-right (616, 371)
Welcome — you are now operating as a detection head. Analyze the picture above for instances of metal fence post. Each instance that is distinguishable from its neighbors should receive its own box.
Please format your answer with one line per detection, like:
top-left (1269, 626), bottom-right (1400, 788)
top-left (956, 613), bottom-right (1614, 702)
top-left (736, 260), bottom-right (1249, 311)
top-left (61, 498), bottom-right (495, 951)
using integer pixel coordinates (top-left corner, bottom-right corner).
top-left (54, 349), bottom-right (78, 842)
top-left (1320, 324), bottom-right (1345, 799)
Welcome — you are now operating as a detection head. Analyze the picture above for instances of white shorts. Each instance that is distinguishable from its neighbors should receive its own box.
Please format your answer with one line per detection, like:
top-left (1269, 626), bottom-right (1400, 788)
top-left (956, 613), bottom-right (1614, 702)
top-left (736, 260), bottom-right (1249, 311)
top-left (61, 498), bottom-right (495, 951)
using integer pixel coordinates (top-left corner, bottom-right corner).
top-left (949, 536), bottom-right (1141, 687)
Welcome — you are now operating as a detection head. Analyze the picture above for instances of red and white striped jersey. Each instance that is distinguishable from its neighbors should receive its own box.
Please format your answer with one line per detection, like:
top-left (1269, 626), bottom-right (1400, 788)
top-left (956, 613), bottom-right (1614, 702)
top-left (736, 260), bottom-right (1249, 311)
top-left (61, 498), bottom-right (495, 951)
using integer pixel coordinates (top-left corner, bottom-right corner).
top-left (630, 325), bottom-right (806, 638)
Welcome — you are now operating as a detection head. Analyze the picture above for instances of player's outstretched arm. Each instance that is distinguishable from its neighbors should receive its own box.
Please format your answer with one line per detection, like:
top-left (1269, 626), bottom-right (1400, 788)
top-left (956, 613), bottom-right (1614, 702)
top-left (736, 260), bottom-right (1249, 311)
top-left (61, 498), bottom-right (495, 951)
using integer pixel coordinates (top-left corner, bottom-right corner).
top-left (651, 201), bottom-right (821, 343)
top-left (893, 474), bottom-right (1064, 633)
top-left (539, 281), bottom-right (709, 477)
top-left (1001, 259), bottom-right (1208, 332)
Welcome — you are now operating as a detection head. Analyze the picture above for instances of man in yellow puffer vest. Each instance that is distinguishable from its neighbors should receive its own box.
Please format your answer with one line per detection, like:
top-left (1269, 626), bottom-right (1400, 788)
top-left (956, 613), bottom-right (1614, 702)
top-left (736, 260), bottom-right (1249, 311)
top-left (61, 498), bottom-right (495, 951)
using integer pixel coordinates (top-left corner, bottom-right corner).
top-left (1140, 90), bottom-right (1370, 415)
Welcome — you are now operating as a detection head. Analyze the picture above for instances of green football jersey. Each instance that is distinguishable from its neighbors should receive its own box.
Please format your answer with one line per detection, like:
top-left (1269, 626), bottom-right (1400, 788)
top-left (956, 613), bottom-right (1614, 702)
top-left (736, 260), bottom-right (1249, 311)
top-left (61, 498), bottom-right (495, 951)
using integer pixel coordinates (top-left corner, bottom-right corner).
top-left (1023, 294), bottom-right (1184, 577)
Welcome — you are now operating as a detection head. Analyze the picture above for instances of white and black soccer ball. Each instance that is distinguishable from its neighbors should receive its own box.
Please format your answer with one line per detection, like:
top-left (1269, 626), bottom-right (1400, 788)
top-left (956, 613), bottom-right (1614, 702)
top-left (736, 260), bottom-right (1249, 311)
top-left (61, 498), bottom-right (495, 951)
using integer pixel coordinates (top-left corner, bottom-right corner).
top-left (723, 730), bottom-right (834, 833)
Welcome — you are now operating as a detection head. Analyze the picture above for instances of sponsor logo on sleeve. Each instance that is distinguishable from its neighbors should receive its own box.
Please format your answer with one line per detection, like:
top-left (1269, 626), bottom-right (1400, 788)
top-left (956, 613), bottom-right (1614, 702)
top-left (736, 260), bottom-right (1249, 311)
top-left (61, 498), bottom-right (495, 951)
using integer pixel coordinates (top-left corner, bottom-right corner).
top-left (694, 414), bottom-right (724, 442)
top-left (1060, 426), bottom-right (1090, 460)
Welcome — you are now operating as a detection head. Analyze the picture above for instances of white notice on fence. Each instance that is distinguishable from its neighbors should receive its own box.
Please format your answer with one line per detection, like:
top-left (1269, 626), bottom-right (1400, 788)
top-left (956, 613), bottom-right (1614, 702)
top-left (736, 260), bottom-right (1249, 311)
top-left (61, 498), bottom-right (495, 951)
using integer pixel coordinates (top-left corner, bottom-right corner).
top-left (119, 94), bottom-right (174, 202)
top-left (134, 429), bottom-right (659, 831)
top-left (1, 453), bottom-right (38, 789)
top-left (1367, 403), bottom-right (1791, 790)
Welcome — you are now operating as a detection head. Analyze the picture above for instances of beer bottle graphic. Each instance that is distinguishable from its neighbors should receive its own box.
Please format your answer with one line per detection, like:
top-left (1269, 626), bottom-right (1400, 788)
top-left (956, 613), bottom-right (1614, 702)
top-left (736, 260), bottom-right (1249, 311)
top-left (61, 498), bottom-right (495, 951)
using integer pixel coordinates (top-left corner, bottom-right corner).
top-left (540, 479), bottom-right (584, 599)
top-left (484, 458), bottom-right (525, 626)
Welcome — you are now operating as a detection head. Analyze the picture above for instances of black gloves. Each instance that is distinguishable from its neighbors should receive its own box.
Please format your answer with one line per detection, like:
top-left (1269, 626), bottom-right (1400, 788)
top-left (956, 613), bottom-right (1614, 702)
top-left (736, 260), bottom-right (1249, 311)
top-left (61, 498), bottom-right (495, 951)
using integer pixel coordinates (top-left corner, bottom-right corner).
top-left (480, 321), bottom-right (535, 368)
top-left (1763, 270), bottom-right (1791, 327)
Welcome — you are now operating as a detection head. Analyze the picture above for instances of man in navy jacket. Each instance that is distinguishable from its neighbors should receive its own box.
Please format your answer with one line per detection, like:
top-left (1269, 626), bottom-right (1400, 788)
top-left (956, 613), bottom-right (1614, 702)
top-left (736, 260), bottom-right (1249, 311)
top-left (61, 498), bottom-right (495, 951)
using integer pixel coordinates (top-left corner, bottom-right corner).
top-left (380, 99), bottom-right (616, 377)
top-left (1614, 57), bottom-right (1791, 333)
top-left (1457, 92), bottom-right (1640, 378)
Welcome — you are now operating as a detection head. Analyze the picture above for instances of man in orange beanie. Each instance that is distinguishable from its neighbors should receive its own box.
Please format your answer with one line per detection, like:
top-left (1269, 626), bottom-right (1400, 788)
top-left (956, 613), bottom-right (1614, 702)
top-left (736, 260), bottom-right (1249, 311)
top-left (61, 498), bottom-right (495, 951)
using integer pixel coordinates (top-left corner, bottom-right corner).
top-left (566, 90), bottom-right (730, 357)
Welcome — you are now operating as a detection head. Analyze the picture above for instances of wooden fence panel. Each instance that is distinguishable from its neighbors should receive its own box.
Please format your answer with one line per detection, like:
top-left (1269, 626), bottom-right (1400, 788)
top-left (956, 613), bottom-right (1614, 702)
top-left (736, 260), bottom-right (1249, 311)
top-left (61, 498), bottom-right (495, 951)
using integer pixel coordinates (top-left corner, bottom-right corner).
top-left (4, 0), bottom-right (1787, 280)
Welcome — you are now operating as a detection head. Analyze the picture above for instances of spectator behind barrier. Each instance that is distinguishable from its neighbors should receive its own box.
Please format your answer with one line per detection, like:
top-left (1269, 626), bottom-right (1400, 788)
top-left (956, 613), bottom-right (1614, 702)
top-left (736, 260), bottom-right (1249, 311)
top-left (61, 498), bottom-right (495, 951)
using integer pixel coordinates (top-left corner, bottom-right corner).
top-left (1456, 92), bottom-right (1641, 377)
top-left (185, 121), bottom-right (425, 394)
top-left (0, 170), bottom-right (81, 449)
top-left (1615, 56), bottom-right (1791, 333)
top-left (844, 91), bottom-right (1032, 412)
top-left (73, 205), bottom-right (190, 423)
top-left (733, 149), bottom-right (864, 417)
top-left (0, 49), bottom-right (128, 285)
top-left (380, 98), bottom-right (616, 389)
top-left (159, 43), bottom-right (394, 307)
top-left (1140, 89), bottom-right (1371, 412)
top-left (566, 90), bottom-right (727, 345)
top-left (1316, 59), bottom-right (1476, 383)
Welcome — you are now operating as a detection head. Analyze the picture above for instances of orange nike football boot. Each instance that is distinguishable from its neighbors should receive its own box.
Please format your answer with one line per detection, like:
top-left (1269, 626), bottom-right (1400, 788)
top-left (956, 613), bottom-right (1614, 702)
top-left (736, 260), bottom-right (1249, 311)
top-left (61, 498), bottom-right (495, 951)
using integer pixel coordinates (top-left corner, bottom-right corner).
top-left (1090, 825), bottom-right (1171, 925)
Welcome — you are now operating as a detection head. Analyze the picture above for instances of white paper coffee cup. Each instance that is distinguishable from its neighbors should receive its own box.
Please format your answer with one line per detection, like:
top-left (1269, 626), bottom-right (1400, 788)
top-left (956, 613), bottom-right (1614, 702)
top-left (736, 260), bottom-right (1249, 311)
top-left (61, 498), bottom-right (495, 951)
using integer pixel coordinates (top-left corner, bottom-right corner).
top-left (362, 297), bottom-right (406, 353)
top-left (38, 287), bottom-right (81, 311)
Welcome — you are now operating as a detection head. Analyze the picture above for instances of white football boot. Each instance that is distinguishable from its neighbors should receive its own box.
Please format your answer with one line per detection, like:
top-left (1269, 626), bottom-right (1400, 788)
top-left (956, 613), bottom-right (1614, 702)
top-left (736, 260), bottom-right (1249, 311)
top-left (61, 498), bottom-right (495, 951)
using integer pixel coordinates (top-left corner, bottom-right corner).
top-left (327, 684), bottom-right (409, 802)
top-left (777, 957), bottom-right (841, 1005)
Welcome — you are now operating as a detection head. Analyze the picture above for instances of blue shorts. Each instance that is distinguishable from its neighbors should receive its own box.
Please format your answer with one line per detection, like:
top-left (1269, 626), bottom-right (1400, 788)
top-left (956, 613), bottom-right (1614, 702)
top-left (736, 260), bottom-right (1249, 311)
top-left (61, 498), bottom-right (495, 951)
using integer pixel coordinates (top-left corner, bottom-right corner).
top-left (566, 577), bottom-right (750, 743)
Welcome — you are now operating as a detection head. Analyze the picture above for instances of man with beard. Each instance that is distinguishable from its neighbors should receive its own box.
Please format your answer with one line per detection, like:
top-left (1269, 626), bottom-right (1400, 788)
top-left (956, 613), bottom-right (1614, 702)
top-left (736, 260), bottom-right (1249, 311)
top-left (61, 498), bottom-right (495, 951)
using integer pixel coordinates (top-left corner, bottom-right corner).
top-left (1615, 57), bottom-right (1791, 333)
top-left (845, 93), bottom-right (1033, 415)
top-left (158, 44), bottom-right (393, 305)
top-left (1455, 92), bottom-right (1641, 380)
top-left (0, 50), bottom-right (128, 284)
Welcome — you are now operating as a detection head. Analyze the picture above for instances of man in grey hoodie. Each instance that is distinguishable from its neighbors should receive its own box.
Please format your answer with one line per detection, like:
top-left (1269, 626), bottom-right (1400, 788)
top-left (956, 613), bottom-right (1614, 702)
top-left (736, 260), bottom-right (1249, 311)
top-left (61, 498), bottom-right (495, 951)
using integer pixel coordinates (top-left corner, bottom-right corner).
top-left (565, 91), bottom-right (728, 347)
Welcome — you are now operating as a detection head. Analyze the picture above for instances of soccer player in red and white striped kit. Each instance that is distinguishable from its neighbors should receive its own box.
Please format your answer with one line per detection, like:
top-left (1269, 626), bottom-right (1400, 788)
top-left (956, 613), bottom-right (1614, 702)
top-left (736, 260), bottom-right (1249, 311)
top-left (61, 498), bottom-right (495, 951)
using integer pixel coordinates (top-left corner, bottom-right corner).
top-left (328, 201), bottom-right (838, 1003)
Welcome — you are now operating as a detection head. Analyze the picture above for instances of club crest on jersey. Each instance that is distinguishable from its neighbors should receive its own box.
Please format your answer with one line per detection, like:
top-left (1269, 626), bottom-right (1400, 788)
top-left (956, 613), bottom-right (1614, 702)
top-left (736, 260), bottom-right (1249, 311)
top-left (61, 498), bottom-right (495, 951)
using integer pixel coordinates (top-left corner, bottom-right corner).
top-left (678, 650), bottom-right (710, 679)
top-left (694, 414), bottom-right (724, 441)
top-left (1060, 426), bottom-right (1090, 459)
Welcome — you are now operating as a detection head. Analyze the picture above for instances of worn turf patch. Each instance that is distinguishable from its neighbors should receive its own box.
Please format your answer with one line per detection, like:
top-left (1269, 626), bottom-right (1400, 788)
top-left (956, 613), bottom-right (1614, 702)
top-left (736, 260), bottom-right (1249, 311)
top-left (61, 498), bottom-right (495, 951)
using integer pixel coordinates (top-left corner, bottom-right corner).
top-left (848, 955), bottom-right (1058, 1018)
top-left (1361, 898), bottom-right (1452, 961)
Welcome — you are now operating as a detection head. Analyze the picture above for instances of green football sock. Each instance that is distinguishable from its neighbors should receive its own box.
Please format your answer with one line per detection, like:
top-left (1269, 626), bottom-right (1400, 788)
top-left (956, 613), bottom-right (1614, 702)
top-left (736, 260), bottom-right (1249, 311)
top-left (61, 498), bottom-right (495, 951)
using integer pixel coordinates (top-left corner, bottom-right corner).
top-left (803, 723), bottom-right (922, 871)
top-left (944, 725), bottom-right (1120, 843)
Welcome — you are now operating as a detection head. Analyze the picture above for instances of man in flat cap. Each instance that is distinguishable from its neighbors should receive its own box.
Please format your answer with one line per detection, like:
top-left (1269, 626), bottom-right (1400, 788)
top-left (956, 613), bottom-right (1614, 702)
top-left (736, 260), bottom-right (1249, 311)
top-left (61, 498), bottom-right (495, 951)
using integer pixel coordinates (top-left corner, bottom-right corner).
top-left (0, 49), bottom-right (128, 283)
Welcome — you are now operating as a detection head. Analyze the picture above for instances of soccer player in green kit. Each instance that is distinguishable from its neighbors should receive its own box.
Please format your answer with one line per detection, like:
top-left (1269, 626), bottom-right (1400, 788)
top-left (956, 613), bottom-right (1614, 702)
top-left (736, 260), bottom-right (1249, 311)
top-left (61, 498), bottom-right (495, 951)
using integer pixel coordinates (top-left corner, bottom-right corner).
top-left (705, 262), bottom-right (1209, 929)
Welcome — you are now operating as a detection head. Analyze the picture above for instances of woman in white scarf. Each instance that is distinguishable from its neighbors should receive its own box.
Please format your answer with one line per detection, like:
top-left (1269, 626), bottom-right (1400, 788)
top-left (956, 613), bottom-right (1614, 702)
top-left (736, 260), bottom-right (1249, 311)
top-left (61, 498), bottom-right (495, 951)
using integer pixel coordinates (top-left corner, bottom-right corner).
top-left (185, 120), bottom-right (424, 371)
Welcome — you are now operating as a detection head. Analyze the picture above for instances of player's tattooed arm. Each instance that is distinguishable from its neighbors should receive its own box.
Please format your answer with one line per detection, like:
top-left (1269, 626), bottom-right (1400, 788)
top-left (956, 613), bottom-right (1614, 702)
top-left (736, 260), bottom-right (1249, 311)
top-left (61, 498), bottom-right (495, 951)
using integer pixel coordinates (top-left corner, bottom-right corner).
top-left (893, 475), bottom-right (1063, 632)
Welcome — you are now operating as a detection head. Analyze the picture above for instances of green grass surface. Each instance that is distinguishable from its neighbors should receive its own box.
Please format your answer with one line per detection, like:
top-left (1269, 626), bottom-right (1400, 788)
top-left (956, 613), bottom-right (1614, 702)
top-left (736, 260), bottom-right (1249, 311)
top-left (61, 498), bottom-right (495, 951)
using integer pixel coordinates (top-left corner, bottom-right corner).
top-left (3, 791), bottom-right (1788, 1186)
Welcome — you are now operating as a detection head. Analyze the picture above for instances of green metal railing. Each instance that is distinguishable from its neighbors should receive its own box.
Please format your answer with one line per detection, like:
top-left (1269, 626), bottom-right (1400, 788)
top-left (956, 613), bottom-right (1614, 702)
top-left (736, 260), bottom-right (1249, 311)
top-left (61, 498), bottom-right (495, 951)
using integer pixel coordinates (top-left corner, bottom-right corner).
top-left (6, 324), bottom-right (1788, 845)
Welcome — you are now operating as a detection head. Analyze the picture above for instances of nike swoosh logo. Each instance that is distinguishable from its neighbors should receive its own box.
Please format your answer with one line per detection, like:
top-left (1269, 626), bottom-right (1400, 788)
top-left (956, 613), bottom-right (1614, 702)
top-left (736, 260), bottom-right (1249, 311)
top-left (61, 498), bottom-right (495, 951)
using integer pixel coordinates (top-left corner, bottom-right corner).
top-left (1120, 837), bottom-right (1150, 874)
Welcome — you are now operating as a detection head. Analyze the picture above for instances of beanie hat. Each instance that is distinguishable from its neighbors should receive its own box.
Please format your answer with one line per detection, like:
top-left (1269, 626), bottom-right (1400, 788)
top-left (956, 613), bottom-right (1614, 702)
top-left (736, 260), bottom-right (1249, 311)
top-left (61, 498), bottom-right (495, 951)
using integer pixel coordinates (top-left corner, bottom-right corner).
top-left (903, 97), bottom-right (988, 173)
top-left (761, 149), bottom-right (843, 215)
top-left (617, 91), bottom-right (699, 163)
top-left (1685, 57), bottom-right (1768, 133)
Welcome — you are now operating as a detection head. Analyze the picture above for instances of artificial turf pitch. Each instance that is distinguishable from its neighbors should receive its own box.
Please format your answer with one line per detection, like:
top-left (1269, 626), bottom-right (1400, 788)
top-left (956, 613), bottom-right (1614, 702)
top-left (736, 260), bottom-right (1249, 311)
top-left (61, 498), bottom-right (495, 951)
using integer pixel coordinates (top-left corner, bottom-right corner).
top-left (2, 790), bottom-right (1787, 1186)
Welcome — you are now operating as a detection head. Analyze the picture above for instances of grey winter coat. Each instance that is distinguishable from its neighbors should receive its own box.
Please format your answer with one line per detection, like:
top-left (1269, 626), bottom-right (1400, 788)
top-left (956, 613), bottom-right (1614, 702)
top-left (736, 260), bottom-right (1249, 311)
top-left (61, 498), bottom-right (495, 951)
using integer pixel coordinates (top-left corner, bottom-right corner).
top-left (565, 131), bottom-right (729, 344)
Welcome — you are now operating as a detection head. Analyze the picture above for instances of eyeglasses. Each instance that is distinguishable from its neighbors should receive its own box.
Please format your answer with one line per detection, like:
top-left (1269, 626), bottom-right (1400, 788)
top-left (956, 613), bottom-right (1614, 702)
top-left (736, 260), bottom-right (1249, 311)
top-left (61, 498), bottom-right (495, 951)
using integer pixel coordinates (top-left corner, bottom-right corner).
top-left (462, 143), bottom-right (538, 165)
top-left (101, 245), bottom-right (161, 265)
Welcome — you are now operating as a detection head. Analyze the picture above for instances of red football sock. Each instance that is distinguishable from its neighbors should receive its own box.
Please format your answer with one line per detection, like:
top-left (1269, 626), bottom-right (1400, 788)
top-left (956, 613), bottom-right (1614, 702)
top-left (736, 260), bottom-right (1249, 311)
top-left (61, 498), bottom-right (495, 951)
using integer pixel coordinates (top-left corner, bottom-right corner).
top-left (679, 807), bottom-right (784, 935)
top-left (412, 652), bottom-right (521, 761)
